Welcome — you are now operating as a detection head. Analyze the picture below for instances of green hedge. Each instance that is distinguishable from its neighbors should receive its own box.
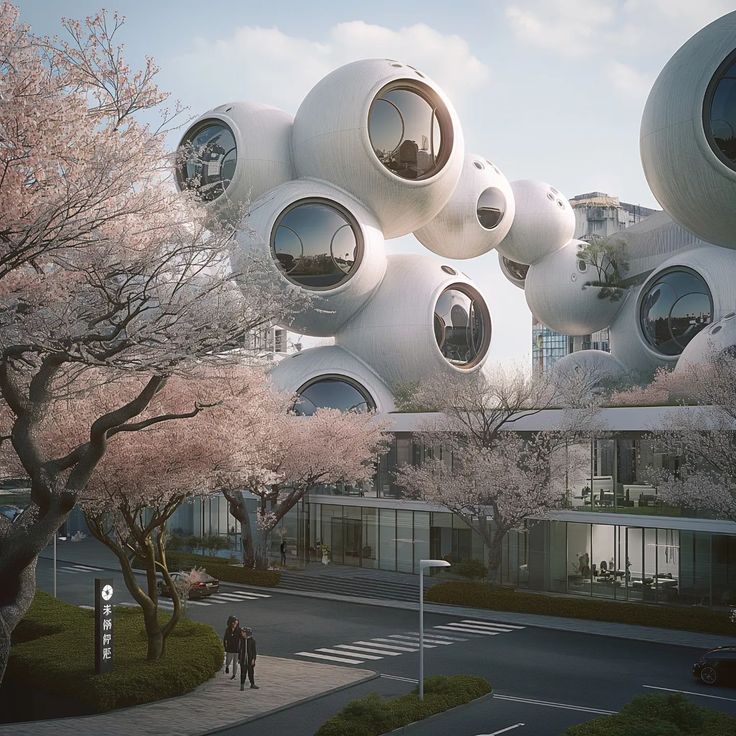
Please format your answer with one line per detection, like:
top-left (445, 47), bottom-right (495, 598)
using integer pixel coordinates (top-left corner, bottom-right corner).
top-left (4, 592), bottom-right (222, 719)
top-left (315, 675), bottom-right (492, 736)
top-left (426, 582), bottom-right (735, 636)
top-left (565, 693), bottom-right (736, 735)
top-left (137, 551), bottom-right (281, 587)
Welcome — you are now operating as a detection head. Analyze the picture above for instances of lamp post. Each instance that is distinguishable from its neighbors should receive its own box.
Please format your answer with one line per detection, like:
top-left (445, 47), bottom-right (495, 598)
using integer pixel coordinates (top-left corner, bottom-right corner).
top-left (419, 559), bottom-right (451, 700)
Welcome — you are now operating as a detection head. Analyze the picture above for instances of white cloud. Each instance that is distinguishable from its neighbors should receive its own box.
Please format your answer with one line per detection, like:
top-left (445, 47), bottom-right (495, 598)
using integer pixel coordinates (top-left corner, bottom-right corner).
top-left (164, 21), bottom-right (488, 118)
top-left (604, 61), bottom-right (654, 102)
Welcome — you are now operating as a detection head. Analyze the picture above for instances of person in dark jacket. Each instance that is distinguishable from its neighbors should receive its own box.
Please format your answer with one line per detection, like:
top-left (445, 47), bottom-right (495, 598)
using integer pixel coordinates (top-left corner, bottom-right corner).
top-left (280, 540), bottom-right (287, 567)
top-left (223, 616), bottom-right (240, 679)
top-left (238, 627), bottom-right (259, 690)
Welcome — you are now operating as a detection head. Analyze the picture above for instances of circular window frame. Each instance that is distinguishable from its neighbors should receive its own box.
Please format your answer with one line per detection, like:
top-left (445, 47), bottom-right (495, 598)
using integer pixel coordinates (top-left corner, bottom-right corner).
top-left (270, 197), bottom-right (365, 292)
top-left (637, 265), bottom-right (714, 357)
top-left (294, 374), bottom-right (376, 415)
top-left (433, 282), bottom-right (492, 371)
top-left (501, 257), bottom-right (529, 284)
top-left (367, 79), bottom-right (454, 182)
top-left (476, 186), bottom-right (507, 231)
top-left (702, 48), bottom-right (736, 173)
top-left (175, 117), bottom-right (238, 202)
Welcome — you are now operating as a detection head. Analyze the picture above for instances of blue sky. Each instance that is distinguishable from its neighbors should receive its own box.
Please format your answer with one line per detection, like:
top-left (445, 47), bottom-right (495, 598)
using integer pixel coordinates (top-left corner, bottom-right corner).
top-left (17, 0), bottom-right (735, 365)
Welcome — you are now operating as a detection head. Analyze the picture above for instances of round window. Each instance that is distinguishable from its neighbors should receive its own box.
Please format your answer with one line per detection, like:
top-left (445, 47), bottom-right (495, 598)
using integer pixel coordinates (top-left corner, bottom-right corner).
top-left (434, 284), bottom-right (491, 368)
top-left (294, 377), bottom-right (375, 415)
top-left (502, 257), bottom-right (529, 283)
top-left (476, 187), bottom-right (506, 230)
top-left (272, 200), bottom-right (362, 289)
top-left (704, 49), bottom-right (736, 170)
top-left (368, 82), bottom-right (452, 180)
top-left (639, 267), bottom-right (713, 356)
top-left (176, 120), bottom-right (237, 202)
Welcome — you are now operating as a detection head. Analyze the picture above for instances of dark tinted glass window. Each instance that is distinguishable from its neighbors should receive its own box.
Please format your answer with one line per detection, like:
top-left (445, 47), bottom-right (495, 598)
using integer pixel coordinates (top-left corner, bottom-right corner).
top-left (477, 187), bottom-right (506, 229)
top-left (177, 121), bottom-right (236, 201)
top-left (502, 257), bottom-right (529, 282)
top-left (369, 84), bottom-right (447, 180)
top-left (706, 53), bottom-right (736, 168)
top-left (639, 268), bottom-right (712, 356)
top-left (272, 201), bottom-right (361, 289)
top-left (434, 285), bottom-right (490, 368)
top-left (294, 377), bottom-right (375, 415)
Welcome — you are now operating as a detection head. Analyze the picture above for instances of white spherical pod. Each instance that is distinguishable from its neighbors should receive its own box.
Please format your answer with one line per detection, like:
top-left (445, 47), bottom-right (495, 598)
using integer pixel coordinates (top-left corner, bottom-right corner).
top-left (495, 180), bottom-right (575, 265)
top-left (640, 11), bottom-right (736, 248)
top-left (498, 253), bottom-right (529, 290)
top-left (675, 313), bottom-right (736, 373)
top-left (335, 254), bottom-right (491, 389)
top-left (633, 245), bottom-right (736, 361)
top-left (292, 59), bottom-right (464, 239)
top-left (269, 345), bottom-right (395, 413)
top-left (414, 154), bottom-right (515, 259)
top-left (552, 350), bottom-right (628, 386)
top-left (525, 240), bottom-right (626, 335)
top-left (175, 101), bottom-right (294, 224)
top-left (232, 179), bottom-right (387, 336)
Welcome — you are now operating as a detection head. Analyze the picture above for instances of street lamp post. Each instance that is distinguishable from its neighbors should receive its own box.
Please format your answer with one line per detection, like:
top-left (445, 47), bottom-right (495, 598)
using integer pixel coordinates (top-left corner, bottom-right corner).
top-left (419, 559), bottom-right (451, 700)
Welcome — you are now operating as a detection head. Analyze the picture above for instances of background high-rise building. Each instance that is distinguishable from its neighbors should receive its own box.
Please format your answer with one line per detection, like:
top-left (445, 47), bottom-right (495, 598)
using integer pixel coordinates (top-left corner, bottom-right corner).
top-left (531, 192), bottom-right (658, 375)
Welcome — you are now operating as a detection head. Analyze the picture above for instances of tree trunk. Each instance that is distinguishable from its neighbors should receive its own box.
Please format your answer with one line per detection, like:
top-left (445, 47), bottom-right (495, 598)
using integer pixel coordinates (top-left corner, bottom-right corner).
top-left (224, 490), bottom-right (255, 568)
top-left (254, 525), bottom-right (272, 570)
top-left (143, 608), bottom-right (165, 660)
top-left (486, 541), bottom-right (503, 586)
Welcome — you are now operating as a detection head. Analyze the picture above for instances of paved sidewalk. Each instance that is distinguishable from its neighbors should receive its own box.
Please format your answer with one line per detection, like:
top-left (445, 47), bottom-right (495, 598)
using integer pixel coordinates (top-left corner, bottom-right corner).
top-left (0, 656), bottom-right (375, 736)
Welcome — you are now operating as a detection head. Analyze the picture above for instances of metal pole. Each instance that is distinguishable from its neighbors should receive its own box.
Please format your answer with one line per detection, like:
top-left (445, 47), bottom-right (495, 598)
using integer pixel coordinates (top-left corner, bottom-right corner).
top-left (419, 567), bottom-right (424, 700)
top-left (53, 532), bottom-right (57, 598)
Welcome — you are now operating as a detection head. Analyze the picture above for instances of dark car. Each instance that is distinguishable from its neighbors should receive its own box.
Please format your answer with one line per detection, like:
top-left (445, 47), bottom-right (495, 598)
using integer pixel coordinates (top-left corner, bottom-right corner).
top-left (157, 571), bottom-right (220, 599)
top-left (692, 646), bottom-right (736, 686)
top-left (0, 505), bottom-right (22, 522)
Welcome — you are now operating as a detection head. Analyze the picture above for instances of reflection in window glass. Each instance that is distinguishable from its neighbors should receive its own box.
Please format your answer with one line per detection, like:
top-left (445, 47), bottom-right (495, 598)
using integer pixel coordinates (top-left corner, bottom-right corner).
top-left (502, 257), bottom-right (529, 283)
top-left (434, 285), bottom-right (490, 368)
top-left (272, 201), bottom-right (361, 289)
top-left (294, 377), bottom-right (375, 415)
top-left (706, 54), bottom-right (736, 168)
top-left (639, 268), bottom-right (712, 356)
top-left (476, 187), bottom-right (506, 229)
top-left (369, 85), bottom-right (447, 180)
top-left (177, 121), bottom-right (237, 201)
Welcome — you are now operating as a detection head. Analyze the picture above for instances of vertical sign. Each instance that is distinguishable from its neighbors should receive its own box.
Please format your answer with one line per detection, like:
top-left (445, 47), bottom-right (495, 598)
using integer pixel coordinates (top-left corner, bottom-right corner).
top-left (95, 578), bottom-right (114, 674)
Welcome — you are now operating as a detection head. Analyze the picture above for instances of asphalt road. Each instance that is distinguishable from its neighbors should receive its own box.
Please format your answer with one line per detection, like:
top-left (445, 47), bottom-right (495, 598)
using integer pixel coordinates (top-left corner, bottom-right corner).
top-left (34, 556), bottom-right (736, 736)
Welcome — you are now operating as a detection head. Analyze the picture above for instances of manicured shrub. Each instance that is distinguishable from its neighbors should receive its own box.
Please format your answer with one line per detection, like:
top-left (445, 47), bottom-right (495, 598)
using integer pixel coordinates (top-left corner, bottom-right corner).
top-left (452, 559), bottom-right (488, 579)
top-left (315, 674), bottom-right (491, 736)
top-left (3, 592), bottom-right (222, 720)
top-left (564, 694), bottom-right (736, 735)
top-left (426, 581), bottom-right (735, 635)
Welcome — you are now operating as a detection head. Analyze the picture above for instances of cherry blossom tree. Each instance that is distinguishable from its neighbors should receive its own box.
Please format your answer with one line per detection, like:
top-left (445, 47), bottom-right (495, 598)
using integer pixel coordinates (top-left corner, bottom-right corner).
top-left (0, 5), bottom-right (304, 681)
top-left (224, 409), bottom-right (388, 569)
top-left (396, 369), bottom-right (597, 582)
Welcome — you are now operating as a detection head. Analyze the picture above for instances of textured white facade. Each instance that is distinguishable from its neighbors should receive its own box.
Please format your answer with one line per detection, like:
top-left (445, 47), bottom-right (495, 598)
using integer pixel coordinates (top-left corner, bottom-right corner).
top-left (292, 59), bottom-right (464, 239)
top-left (414, 154), bottom-right (515, 259)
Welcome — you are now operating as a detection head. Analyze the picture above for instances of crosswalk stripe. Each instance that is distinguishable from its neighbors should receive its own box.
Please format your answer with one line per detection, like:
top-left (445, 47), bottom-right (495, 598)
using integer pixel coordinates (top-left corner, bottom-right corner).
top-left (398, 634), bottom-right (453, 645)
top-left (226, 591), bottom-right (270, 599)
top-left (211, 592), bottom-right (245, 599)
top-left (295, 651), bottom-right (364, 665)
top-left (388, 635), bottom-right (437, 647)
top-left (316, 647), bottom-right (383, 661)
top-left (71, 564), bottom-right (104, 572)
top-left (336, 645), bottom-right (403, 657)
top-left (451, 621), bottom-right (515, 633)
top-left (186, 599), bottom-right (211, 606)
top-left (231, 591), bottom-right (271, 598)
top-left (462, 619), bottom-right (525, 630)
top-left (59, 567), bottom-right (82, 573)
top-left (355, 640), bottom-right (419, 653)
top-left (434, 624), bottom-right (501, 636)
top-left (426, 631), bottom-right (469, 641)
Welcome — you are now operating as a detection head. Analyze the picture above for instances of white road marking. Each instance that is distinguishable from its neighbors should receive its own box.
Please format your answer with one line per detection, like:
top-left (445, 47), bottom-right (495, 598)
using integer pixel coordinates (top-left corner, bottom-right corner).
top-left (642, 685), bottom-right (736, 703)
top-left (494, 694), bottom-right (616, 715)
top-left (316, 647), bottom-right (383, 661)
top-left (387, 635), bottom-right (436, 648)
top-left (477, 723), bottom-right (525, 735)
top-left (459, 621), bottom-right (522, 633)
top-left (424, 631), bottom-right (469, 641)
top-left (396, 633), bottom-right (454, 645)
top-left (232, 591), bottom-right (271, 598)
top-left (435, 625), bottom-right (501, 636)
top-left (337, 645), bottom-right (403, 657)
top-left (463, 619), bottom-right (525, 630)
top-left (295, 651), bottom-right (364, 665)
top-left (355, 640), bottom-right (420, 653)
top-left (380, 674), bottom-right (419, 683)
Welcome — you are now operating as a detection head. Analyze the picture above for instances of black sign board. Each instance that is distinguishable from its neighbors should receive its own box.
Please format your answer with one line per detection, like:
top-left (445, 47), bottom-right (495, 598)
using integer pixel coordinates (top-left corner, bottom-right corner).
top-left (94, 578), bottom-right (114, 674)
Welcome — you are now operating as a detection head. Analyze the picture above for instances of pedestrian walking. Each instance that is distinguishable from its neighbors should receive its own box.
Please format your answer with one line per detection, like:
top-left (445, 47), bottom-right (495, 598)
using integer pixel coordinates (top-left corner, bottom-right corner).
top-left (239, 627), bottom-right (259, 691)
top-left (223, 616), bottom-right (241, 679)
top-left (280, 539), bottom-right (287, 567)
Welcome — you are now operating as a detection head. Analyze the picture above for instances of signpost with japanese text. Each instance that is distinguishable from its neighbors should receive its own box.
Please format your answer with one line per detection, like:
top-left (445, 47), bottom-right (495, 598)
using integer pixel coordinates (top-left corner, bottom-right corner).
top-left (94, 578), bottom-right (114, 674)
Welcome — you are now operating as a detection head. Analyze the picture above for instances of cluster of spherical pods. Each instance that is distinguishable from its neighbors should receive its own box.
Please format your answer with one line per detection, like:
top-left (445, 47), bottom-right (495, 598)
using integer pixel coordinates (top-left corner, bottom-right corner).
top-left (175, 58), bottom-right (578, 413)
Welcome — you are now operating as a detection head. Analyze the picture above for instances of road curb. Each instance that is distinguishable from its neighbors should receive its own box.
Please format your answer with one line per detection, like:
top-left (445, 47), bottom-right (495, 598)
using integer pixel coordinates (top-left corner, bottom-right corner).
top-left (196, 669), bottom-right (380, 735)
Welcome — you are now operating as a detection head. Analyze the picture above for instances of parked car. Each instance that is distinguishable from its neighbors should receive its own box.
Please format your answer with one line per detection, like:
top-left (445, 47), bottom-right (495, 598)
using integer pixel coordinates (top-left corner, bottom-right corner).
top-left (692, 646), bottom-right (736, 686)
top-left (0, 505), bottom-right (22, 522)
top-left (157, 571), bottom-right (219, 599)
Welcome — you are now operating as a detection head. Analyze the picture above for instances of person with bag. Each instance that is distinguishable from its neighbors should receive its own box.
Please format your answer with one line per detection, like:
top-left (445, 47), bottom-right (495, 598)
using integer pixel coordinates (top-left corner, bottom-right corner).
top-left (238, 627), bottom-right (259, 691)
top-left (223, 615), bottom-right (241, 680)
